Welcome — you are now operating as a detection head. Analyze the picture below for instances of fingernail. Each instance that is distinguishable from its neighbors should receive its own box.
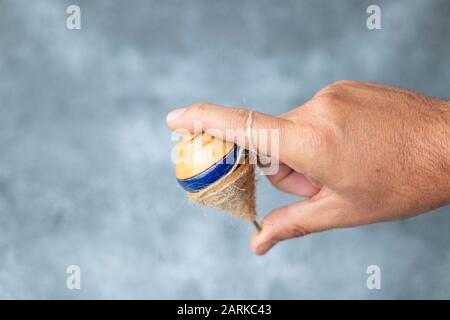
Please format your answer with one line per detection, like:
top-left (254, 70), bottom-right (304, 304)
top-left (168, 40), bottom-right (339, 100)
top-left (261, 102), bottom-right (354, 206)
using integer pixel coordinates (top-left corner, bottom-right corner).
top-left (166, 108), bottom-right (186, 123)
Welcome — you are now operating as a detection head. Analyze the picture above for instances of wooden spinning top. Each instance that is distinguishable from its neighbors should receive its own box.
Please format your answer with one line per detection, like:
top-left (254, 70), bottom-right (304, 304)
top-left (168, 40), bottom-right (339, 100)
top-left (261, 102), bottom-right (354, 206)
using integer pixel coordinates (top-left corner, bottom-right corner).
top-left (176, 134), bottom-right (240, 192)
top-left (175, 133), bottom-right (260, 228)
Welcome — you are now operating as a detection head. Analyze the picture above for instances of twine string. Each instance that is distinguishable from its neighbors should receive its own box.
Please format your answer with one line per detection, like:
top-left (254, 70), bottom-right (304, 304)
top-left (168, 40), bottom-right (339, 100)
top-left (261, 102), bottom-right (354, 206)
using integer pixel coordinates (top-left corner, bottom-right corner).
top-left (246, 110), bottom-right (261, 232)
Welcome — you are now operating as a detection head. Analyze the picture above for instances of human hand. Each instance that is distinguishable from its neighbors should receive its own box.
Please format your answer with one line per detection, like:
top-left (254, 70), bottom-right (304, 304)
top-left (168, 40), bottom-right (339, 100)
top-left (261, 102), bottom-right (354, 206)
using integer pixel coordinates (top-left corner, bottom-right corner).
top-left (166, 81), bottom-right (450, 255)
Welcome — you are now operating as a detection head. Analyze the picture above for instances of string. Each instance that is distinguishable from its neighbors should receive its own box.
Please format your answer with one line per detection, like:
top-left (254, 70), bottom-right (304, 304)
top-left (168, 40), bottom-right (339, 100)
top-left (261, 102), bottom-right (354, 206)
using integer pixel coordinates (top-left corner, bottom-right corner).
top-left (246, 110), bottom-right (262, 232)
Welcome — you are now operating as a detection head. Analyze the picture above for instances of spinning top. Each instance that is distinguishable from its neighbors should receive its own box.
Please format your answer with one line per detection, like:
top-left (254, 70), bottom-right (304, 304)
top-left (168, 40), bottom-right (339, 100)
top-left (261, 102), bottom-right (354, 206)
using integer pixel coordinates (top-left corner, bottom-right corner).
top-left (176, 134), bottom-right (240, 192)
top-left (175, 133), bottom-right (260, 229)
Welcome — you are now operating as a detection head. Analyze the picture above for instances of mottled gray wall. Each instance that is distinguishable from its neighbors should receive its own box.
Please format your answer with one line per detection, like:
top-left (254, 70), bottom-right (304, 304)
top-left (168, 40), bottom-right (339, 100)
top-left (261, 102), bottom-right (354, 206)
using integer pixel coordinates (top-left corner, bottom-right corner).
top-left (0, 0), bottom-right (449, 299)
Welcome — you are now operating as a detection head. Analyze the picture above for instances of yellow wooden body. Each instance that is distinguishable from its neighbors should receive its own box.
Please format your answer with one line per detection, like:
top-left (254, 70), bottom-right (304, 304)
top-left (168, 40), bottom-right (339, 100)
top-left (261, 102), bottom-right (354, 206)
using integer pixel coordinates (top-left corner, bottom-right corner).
top-left (175, 134), bottom-right (235, 180)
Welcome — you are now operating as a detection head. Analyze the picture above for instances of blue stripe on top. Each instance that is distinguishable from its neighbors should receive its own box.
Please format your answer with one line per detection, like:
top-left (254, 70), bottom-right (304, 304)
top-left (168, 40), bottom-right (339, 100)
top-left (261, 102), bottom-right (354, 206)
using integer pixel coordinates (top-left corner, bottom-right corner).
top-left (177, 145), bottom-right (240, 192)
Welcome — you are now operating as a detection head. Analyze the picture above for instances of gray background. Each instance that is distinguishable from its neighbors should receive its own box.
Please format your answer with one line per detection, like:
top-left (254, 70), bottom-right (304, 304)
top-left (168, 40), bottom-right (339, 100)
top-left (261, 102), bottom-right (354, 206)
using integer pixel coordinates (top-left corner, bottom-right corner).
top-left (0, 0), bottom-right (449, 299)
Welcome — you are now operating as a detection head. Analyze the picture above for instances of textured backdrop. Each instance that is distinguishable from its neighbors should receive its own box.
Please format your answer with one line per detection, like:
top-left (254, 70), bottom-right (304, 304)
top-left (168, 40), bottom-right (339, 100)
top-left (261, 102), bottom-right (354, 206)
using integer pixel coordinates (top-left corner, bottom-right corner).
top-left (0, 0), bottom-right (449, 299)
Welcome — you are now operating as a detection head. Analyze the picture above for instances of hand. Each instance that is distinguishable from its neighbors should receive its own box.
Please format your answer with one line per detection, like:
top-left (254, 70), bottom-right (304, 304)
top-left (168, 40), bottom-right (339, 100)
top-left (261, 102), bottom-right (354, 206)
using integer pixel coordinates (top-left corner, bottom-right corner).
top-left (166, 81), bottom-right (450, 255)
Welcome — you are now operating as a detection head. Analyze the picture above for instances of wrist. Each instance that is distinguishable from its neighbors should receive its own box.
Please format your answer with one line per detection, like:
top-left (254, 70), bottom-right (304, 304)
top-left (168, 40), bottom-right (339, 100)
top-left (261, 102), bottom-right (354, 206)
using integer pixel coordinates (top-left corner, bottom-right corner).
top-left (434, 100), bottom-right (450, 205)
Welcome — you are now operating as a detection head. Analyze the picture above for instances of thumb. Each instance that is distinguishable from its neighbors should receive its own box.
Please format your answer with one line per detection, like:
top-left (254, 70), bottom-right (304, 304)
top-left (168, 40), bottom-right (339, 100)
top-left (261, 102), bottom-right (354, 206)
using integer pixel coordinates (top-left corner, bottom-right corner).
top-left (166, 103), bottom-right (297, 164)
top-left (250, 193), bottom-right (343, 255)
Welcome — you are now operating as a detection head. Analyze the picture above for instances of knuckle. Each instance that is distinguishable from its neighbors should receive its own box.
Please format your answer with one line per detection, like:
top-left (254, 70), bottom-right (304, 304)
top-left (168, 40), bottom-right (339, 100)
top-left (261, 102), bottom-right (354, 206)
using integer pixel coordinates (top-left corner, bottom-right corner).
top-left (290, 223), bottom-right (311, 238)
top-left (190, 102), bottom-right (209, 113)
top-left (314, 91), bottom-right (342, 107)
top-left (333, 79), bottom-right (358, 87)
top-left (315, 80), bottom-right (356, 99)
top-left (316, 83), bottom-right (339, 96)
top-left (229, 108), bottom-right (249, 128)
top-left (312, 86), bottom-right (351, 123)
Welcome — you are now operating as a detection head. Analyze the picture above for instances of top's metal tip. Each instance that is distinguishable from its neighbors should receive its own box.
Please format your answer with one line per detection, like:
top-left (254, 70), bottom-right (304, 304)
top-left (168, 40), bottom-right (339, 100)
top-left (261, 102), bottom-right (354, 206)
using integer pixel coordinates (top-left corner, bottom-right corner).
top-left (253, 220), bottom-right (262, 232)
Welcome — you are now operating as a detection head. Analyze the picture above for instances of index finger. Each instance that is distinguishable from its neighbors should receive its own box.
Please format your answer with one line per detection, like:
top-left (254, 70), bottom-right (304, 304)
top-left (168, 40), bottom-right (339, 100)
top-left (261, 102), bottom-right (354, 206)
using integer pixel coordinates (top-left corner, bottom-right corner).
top-left (166, 103), bottom-right (298, 164)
